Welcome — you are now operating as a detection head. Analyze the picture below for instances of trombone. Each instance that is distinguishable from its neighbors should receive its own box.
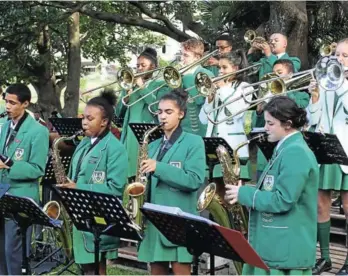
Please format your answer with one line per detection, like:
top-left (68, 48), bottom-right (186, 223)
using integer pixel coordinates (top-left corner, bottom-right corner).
top-left (143, 49), bottom-right (219, 114)
top-left (185, 63), bottom-right (262, 103)
top-left (206, 56), bottom-right (345, 125)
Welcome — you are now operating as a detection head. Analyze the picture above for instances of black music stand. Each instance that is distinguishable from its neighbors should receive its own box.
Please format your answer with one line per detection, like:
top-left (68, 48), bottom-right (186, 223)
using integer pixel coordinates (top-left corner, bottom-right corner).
top-left (49, 118), bottom-right (83, 136)
top-left (52, 187), bottom-right (142, 275)
top-left (129, 123), bottom-right (163, 145)
top-left (250, 131), bottom-right (348, 165)
top-left (0, 184), bottom-right (10, 275)
top-left (112, 114), bottom-right (124, 128)
top-left (0, 194), bottom-right (62, 275)
top-left (141, 203), bottom-right (269, 275)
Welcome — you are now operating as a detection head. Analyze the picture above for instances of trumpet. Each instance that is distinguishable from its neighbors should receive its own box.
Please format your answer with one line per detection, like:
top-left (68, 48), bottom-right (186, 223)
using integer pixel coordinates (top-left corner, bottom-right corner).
top-left (206, 56), bottom-right (345, 125)
top-left (320, 42), bottom-right (337, 57)
top-left (244, 30), bottom-right (266, 45)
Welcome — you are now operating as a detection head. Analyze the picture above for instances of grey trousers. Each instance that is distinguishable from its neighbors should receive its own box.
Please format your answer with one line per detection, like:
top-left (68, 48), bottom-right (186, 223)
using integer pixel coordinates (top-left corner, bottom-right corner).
top-left (0, 219), bottom-right (32, 275)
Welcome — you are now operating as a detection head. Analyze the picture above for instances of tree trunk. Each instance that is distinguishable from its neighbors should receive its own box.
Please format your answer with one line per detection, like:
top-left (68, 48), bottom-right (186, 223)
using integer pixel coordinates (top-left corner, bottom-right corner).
top-left (35, 25), bottom-right (62, 120)
top-left (267, 1), bottom-right (309, 69)
top-left (63, 12), bottom-right (81, 117)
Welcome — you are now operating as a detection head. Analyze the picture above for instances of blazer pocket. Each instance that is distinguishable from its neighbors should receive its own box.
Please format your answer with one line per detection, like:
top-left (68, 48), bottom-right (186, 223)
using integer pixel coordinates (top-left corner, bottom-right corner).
top-left (258, 225), bottom-right (289, 262)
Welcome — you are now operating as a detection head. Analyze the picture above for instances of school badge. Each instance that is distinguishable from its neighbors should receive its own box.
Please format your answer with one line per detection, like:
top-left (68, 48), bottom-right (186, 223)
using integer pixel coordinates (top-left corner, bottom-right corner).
top-left (263, 175), bottom-right (274, 191)
top-left (92, 171), bottom-right (105, 184)
top-left (14, 148), bottom-right (24, 161)
top-left (169, 161), bottom-right (181, 169)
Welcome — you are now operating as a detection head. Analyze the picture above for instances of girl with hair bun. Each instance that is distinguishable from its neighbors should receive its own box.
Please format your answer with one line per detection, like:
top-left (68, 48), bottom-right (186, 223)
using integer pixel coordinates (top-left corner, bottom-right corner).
top-left (199, 49), bottom-right (254, 182)
top-left (137, 88), bottom-right (206, 275)
top-left (116, 47), bottom-right (170, 180)
top-left (57, 91), bottom-right (128, 275)
top-left (225, 96), bottom-right (319, 275)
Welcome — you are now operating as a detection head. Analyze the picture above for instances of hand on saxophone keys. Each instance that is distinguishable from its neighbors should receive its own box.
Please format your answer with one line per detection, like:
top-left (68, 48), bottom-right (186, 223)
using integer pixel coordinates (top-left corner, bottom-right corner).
top-left (224, 180), bottom-right (242, 205)
top-left (140, 159), bottom-right (157, 174)
top-left (56, 177), bottom-right (76, 189)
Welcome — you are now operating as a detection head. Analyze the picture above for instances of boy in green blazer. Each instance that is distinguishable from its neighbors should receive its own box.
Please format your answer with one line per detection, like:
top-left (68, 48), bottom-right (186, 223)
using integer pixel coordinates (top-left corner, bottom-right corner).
top-left (138, 88), bottom-right (206, 275)
top-left (225, 96), bottom-right (319, 275)
top-left (176, 38), bottom-right (214, 136)
top-left (0, 83), bottom-right (49, 275)
top-left (247, 33), bottom-right (301, 79)
top-left (58, 90), bottom-right (128, 275)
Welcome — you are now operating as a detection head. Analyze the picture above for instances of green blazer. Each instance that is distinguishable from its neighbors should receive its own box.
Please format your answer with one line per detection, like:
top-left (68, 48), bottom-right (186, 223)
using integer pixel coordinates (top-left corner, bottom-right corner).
top-left (238, 132), bottom-right (319, 269)
top-left (247, 52), bottom-right (301, 79)
top-left (68, 131), bottom-right (128, 252)
top-left (204, 65), bottom-right (219, 77)
top-left (0, 102), bottom-right (7, 128)
top-left (0, 114), bottom-right (49, 203)
top-left (253, 90), bottom-right (310, 172)
top-left (181, 65), bottom-right (214, 136)
top-left (147, 131), bottom-right (206, 247)
top-left (116, 79), bottom-right (169, 177)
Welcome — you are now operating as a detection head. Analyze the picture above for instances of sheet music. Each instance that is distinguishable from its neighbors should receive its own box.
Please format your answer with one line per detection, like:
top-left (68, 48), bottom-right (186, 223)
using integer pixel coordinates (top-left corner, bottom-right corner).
top-left (143, 203), bottom-right (218, 225)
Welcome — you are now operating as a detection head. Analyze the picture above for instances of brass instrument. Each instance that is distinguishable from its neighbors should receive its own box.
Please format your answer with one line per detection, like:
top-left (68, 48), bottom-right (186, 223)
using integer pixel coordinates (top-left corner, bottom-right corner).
top-left (244, 30), bottom-right (266, 44)
top-left (146, 50), bottom-right (220, 114)
top-left (188, 63), bottom-right (263, 102)
top-left (206, 56), bottom-right (345, 125)
top-left (125, 123), bottom-right (164, 231)
top-left (320, 43), bottom-right (337, 57)
top-left (197, 133), bottom-right (267, 274)
top-left (47, 129), bottom-right (84, 259)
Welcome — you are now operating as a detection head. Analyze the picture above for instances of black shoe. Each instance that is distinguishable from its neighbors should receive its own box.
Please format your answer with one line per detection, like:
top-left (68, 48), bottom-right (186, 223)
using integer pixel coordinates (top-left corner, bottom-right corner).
top-left (337, 264), bottom-right (348, 275)
top-left (312, 258), bottom-right (332, 275)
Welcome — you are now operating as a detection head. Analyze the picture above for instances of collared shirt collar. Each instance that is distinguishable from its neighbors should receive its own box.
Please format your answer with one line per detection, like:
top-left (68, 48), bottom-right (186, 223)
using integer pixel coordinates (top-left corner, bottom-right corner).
top-left (275, 130), bottom-right (298, 152)
top-left (277, 52), bottom-right (286, 59)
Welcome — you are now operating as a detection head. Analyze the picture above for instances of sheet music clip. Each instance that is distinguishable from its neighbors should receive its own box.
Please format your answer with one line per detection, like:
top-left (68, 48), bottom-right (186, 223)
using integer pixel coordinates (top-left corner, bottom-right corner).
top-left (52, 187), bottom-right (142, 275)
top-left (48, 118), bottom-right (83, 136)
top-left (0, 194), bottom-right (61, 275)
top-left (141, 203), bottom-right (269, 274)
top-left (129, 123), bottom-right (163, 145)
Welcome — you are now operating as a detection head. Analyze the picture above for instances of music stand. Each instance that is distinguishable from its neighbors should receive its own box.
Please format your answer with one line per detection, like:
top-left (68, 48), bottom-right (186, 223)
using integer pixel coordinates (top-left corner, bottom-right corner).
top-left (250, 131), bottom-right (348, 165)
top-left (129, 123), bottom-right (163, 145)
top-left (112, 114), bottom-right (124, 128)
top-left (52, 187), bottom-right (142, 275)
top-left (0, 184), bottom-right (9, 275)
top-left (49, 118), bottom-right (83, 136)
top-left (141, 203), bottom-right (268, 275)
top-left (0, 194), bottom-right (62, 275)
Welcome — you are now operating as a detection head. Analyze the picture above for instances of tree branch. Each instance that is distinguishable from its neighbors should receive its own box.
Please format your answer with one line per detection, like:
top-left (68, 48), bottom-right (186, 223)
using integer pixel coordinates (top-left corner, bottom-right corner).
top-left (77, 5), bottom-right (191, 42)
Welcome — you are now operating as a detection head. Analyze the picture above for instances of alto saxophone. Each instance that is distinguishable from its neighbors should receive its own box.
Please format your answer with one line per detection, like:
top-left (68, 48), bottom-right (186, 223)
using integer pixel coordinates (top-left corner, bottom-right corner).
top-left (197, 133), bottom-right (267, 275)
top-left (125, 123), bottom-right (164, 231)
top-left (44, 129), bottom-right (84, 259)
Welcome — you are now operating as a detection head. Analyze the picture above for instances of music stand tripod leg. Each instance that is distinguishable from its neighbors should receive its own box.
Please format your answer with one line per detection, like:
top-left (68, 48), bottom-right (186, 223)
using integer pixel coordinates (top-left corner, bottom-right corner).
top-left (92, 224), bottom-right (102, 275)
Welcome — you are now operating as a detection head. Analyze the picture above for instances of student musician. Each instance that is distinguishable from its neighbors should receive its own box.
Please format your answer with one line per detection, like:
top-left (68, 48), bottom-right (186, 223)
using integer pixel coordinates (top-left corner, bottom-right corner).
top-left (137, 88), bottom-right (206, 275)
top-left (253, 59), bottom-right (310, 180)
top-left (0, 84), bottom-right (49, 275)
top-left (116, 47), bottom-right (168, 179)
top-left (57, 91), bottom-right (128, 275)
top-left (199, 50), bottom-right (254, 181)
top-left (247, 33), bottom-right (301, 79)
top-left (308, 38), bottom-right (348, 275)
top-left (225, 96), bottom-right (319, 275)
top-left (167, 38), bottom-right (214, 137)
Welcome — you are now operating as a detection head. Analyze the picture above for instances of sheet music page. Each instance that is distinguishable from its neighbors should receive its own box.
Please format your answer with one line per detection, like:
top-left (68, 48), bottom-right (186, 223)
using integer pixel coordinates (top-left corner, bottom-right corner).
top-left (143, 203), bottom-right (218, 225)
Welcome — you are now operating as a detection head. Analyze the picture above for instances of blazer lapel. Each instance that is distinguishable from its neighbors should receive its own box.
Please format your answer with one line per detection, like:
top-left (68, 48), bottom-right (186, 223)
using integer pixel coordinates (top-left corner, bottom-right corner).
top-left (7, 115), bottom-right (32, 159)
top-left (87, 134), bottom-right (110, 184)
top-left (0, 121), bottom-right (10, 155)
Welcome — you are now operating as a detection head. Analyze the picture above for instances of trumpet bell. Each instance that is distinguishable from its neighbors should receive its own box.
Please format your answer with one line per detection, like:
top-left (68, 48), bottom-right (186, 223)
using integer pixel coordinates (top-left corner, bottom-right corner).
top-left (320, 44), bottom-right (336, 57)
top-left (197, 182), bottom-right (217, 212)
top-left (43, 200), bottom-right (61, 220)
top-left (244, 30), bottom-right (266, 44)
top-left (163, 66), bottom-right (182, 89)
top-left (117, 68), bottom-right (134, 90)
